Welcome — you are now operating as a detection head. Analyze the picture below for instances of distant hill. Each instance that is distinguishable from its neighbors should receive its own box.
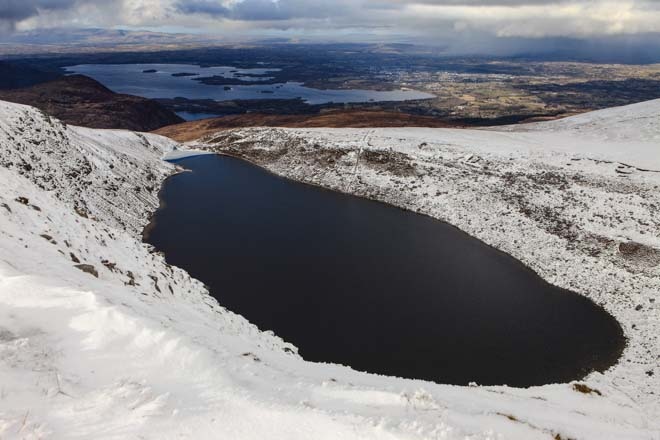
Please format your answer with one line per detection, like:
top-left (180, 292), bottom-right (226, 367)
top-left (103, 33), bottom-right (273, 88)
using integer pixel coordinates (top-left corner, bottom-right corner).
top-left (0, 61), bottom-right (61, 90)
top-left (153, 110), bottom-right (460, 142)
top-left (0, 75), bottom-right (183, 131)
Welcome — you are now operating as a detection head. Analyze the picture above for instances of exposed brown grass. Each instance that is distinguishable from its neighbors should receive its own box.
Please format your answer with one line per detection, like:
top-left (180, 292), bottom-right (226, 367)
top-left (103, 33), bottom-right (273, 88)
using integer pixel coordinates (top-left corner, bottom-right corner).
top-left (572, 383), bottom-right (602, 396)
top-left (0, 75), bottom-right (183, 131)
top-left (153, 110), bottom-right (463, 142)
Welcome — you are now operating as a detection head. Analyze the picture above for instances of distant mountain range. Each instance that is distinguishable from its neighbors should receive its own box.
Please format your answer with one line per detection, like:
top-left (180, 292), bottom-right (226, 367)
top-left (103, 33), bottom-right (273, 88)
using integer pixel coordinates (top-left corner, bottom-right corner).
top-left (0, 28), bottom-right (232, 55)
top-left (1, 28), bottom-right (227, 46)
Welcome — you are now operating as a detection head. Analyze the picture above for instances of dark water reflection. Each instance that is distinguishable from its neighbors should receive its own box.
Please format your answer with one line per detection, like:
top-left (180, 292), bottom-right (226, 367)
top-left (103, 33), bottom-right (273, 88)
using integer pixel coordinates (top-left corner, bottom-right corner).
top-left (145, 154), bottom-right (624, 387)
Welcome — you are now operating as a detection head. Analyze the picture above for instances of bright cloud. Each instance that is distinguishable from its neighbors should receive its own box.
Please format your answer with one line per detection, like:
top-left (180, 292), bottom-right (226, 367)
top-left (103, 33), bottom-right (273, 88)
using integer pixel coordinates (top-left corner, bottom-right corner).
top-left (3, 0), bottom-right (660, 41)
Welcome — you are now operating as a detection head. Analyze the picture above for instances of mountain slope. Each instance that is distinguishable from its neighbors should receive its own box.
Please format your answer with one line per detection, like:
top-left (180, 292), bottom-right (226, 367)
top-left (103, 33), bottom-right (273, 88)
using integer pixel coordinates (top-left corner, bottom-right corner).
top-left (0, 61), bottom-right (60, 90)
top-left (191, 98), bottom-right (660, 416)
top-left (0, 75), bottom-right (183, 131)
top-left (0, 99), bottom-right (657, 439)
top-left (153, 110), bottom-right (461, 142)
top-left (500, 98), bottom-right (660, 170)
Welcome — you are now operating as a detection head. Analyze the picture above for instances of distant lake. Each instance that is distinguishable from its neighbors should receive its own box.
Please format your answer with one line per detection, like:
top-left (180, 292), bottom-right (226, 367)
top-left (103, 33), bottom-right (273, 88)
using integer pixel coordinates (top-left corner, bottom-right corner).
top-left (144, 154), bottom-right (625, 387)
top-left (173, 112), bottom-right (221, 121)
top-left (64, 64), bottom-right (435, 109)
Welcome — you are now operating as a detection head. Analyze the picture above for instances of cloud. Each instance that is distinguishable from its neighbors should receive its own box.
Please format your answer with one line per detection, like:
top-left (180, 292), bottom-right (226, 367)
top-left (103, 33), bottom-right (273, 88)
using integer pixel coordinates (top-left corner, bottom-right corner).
top-left (3, 0), bottom-right (660, 50)
top-left (174, 0), bottom-right (352, 21)
top-left (0, 0), bottom-right (117, 32)
top-left (175, 0), bottom-right (229, 16)
top-left (361, 0), bottom-right (660, 39)
top-left (168, 0), bottom-right (660, 38)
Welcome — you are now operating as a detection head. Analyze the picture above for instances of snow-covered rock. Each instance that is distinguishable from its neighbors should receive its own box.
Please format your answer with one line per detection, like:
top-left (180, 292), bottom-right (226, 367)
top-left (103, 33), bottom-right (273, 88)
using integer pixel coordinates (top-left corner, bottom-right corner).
top-left (0, 99), bottom-right (658, 439)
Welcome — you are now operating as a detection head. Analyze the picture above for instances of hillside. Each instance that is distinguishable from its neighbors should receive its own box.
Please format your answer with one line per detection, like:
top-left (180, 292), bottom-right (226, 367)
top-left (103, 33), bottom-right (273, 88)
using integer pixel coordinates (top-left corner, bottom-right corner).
top-left (0, 61), bottom-right (60, 90)
top-left (0, 99), bottom-right (658, 439)
top-left (154, 110), bottom-right (461, 142)
top-left (0, 75), bottom-right (183, 131)
top-left (191, 99), bottom-right (660, 419)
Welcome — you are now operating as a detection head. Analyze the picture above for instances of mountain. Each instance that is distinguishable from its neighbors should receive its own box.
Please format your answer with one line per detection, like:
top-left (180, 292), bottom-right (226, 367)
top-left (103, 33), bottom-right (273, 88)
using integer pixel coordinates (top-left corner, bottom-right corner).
top-left (0, 28), bottom-right (229, 56)
top-left (0, 99), bottom-right (657, 438)
top-left (0, 74), bottom-right (183, 131)
top-left (0, 61), bottom-right (61, 90)
top-left (2, 28), bottom-right (226, 46)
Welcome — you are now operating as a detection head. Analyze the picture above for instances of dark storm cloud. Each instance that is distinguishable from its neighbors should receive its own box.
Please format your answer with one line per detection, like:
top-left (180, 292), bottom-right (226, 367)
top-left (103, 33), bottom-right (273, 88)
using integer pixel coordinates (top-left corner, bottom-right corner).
top-left (0, 0), bottom-right (36, 21)
top-left (175, 0), bottom-right (229, 16)
top-left (0, 0), bottom-right (91, 31)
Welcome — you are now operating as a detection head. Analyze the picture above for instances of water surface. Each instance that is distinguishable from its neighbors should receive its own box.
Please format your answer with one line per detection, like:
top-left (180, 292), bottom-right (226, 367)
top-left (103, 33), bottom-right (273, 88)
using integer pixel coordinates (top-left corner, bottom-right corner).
top-left (65, 63), bottom-right (434, 108)
top-left (145, 154), bottom-right (624, 387)
top-left (174, 111), bottom-right (220, 121)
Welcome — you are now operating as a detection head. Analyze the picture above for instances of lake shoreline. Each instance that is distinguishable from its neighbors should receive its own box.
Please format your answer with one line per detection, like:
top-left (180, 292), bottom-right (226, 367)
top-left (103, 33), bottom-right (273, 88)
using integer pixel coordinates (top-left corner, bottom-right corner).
top-left (64, 63), bottom-right (435, 109)
top-left (1, 99), bottom-right (655, 438)
top-left (185, 125), bottom-right (659, 408)
top-left (144, 151), bottom-right (626, 387)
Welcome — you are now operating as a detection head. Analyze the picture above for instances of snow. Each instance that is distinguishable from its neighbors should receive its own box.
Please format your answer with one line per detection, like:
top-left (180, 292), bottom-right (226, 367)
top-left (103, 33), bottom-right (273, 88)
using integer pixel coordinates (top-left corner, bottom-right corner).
top-left (162, 149), bottom-right (215, 161)
top-left (0, 98), bottom-right (658, 439)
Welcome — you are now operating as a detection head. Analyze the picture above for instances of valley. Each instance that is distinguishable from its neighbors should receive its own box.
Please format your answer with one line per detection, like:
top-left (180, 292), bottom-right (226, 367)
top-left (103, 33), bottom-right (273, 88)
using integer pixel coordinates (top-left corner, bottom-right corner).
top-left (4, 45), bottom-right (660, 126)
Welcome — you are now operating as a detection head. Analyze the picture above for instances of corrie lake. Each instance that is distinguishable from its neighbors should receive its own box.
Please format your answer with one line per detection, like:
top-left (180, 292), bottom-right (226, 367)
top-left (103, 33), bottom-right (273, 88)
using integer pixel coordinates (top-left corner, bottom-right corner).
top-left (144, 154), bottom-right (625, 387)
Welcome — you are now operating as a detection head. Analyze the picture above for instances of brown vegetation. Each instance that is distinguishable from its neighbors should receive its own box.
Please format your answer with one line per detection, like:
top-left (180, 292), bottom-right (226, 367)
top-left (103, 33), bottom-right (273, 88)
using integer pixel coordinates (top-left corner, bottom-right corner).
top-left (572, 383), bottom-right (602, 396)
top-left (0, 75), bottom-right (183, 131)
top-left (153, 110), bottom-right (461, 142)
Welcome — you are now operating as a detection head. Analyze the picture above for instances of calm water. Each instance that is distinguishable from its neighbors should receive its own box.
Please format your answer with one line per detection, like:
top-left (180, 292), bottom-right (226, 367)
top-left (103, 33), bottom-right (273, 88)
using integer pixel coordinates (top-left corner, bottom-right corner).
top-left (64, 64), bottom-right (435, 109)
top-left (145, 155), bottom-right (624, 387)
top-left (174, 112), bottom-right (221, 121)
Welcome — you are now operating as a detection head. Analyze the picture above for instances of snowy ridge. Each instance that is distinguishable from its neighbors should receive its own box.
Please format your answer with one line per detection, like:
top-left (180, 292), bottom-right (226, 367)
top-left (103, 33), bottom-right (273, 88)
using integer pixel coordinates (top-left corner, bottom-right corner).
top-left (501, 98), bottom-right (660, 170)
top-left (511, 98), bottom-right (660, 142)
top-left (0, 99), bottom-right (658, 439)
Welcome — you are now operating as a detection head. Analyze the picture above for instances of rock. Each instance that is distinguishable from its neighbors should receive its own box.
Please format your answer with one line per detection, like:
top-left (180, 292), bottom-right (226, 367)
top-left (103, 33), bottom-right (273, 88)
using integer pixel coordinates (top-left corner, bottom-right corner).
top-left (74, 206), bottom-right (89, 218)
top-left (101, 260), bottom-right (117, 271)
top-left (619, 241), bottom-right (660, 267)
top-left (74, 264), bottom-right (98, 278)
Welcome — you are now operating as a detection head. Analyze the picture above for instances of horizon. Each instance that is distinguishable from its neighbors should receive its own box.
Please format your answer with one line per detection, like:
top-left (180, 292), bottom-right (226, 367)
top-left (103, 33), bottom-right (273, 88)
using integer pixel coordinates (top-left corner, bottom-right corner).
top-left (1, 1), bottom-right (660, 61)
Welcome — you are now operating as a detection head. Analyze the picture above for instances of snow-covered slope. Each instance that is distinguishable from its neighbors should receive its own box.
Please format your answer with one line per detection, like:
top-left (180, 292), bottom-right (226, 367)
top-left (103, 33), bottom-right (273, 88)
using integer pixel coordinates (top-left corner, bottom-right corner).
top-left (501, 98), bottom-right (660, 170)
top-left (513, 98), bottom-right (660, 142)
top-left (263, 98), bottom-right (659, 172)
top-left (0, 99), bottom-right (658, 439)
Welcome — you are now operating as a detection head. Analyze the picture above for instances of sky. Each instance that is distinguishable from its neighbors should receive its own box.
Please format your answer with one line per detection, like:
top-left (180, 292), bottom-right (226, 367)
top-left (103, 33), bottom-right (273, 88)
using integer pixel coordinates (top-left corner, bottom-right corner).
top-left (2, 0), bottom-right (660, 56)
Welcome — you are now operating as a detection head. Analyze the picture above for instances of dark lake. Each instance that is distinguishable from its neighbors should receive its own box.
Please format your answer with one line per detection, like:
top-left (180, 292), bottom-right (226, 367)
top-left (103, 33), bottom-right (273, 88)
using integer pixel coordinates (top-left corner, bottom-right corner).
top-left (144, 154), bottom-right (625, 387)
